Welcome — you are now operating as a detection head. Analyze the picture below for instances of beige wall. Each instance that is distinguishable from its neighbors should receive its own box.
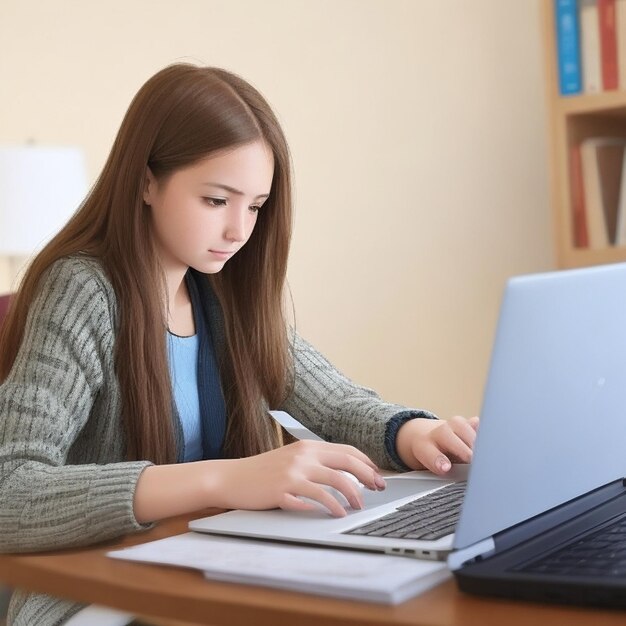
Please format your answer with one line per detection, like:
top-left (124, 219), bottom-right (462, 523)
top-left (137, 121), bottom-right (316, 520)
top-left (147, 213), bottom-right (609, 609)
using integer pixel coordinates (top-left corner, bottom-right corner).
top-left (0, 0), bottom-right (553, 418)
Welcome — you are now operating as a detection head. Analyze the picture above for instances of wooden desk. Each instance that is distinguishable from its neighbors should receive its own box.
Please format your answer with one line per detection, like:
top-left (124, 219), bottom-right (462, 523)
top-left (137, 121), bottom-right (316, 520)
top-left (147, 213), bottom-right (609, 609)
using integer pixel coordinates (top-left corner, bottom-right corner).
top-left (0, 511), bottom-right (623, 626)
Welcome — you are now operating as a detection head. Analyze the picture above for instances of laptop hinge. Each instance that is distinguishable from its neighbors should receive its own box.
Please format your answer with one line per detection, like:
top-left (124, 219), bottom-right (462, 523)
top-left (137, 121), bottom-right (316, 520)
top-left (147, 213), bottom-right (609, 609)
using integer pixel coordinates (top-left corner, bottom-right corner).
top-left (447, 537), bottom-right (495, 571)
top-left (450, 478), bottom-right (626, 571)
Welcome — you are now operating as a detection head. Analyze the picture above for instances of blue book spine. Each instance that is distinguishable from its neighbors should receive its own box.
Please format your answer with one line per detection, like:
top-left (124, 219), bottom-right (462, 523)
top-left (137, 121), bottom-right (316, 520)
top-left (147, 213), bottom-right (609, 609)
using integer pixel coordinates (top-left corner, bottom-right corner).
top-left (555, 0), bottom-right (582, 95)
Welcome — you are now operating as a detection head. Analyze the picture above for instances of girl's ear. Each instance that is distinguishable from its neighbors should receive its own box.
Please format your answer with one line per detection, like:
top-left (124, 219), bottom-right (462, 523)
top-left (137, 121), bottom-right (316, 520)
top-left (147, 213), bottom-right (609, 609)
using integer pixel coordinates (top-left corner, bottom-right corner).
top-left (143, 166), bottom-right (156, 206)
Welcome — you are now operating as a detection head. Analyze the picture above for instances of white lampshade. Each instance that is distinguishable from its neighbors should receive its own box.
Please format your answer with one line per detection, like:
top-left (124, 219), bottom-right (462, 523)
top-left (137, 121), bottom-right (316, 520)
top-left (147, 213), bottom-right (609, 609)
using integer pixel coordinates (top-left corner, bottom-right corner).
top-left (0, 145), bottom-right (87, 255)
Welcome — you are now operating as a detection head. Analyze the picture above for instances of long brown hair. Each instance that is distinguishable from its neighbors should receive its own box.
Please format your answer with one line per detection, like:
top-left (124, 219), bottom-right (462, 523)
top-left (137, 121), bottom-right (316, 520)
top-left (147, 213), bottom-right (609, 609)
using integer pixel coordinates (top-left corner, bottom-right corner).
top-left (0, 64), bottom-right (293, 464)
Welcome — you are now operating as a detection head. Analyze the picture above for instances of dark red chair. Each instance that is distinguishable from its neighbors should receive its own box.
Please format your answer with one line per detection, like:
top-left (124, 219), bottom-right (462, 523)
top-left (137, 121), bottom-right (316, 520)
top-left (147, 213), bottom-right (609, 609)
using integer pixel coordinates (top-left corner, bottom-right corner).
top-left (0, 294), bottom-right (11, 327)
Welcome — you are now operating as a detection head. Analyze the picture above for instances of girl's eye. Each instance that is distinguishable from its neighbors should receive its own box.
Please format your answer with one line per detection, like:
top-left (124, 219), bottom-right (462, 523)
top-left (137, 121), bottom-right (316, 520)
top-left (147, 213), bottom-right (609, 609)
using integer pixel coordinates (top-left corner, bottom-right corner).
top-left (249, 204), bottom-right (262, 213)
top-left (203, 197), bottom-right (227, 207)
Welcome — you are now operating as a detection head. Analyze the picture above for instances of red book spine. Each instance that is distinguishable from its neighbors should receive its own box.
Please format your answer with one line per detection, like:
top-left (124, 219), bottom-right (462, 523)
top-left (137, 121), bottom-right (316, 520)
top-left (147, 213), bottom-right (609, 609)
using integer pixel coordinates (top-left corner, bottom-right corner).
top-left (599, 0), bottom-right (619, 89)
top-left (570, 144), bottom-right (589, 248)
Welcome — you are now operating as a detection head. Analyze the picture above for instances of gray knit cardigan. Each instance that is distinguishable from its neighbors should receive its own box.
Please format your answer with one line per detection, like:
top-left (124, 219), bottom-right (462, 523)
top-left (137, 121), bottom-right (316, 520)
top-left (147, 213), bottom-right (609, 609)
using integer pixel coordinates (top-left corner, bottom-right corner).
top-left (0, 256), bottom-right (433, 625)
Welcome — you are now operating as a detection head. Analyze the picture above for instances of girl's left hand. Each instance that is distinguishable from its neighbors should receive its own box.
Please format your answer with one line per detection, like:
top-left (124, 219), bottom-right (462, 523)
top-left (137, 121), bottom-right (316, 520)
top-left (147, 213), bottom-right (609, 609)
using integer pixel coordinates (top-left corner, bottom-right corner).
top-left (395, 415), bottom-right (480, 476)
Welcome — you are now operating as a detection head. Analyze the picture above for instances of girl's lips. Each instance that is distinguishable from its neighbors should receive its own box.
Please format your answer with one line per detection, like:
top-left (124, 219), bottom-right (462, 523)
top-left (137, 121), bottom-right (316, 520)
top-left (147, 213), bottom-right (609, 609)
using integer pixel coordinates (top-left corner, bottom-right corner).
top-left (209, 250), bottom-right (235, 259)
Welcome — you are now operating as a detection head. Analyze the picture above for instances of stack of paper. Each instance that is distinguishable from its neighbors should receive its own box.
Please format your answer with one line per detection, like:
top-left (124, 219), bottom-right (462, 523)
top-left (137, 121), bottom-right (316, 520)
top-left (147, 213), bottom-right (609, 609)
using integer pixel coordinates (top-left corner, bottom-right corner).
top-left (108, 532), bottom-right (449, 605)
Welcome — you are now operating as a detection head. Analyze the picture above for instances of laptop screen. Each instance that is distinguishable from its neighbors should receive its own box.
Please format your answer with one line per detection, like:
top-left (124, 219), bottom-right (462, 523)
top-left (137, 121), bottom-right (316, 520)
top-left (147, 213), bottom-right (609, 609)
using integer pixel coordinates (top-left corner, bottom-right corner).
top-left (454, 263), bottom-right (626, 550)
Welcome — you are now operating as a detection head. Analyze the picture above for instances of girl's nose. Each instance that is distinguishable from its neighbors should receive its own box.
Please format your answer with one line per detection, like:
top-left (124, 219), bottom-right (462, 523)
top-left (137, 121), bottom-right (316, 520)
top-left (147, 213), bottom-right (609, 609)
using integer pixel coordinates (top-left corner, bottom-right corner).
top-left (224, 206), bottom-right (247, 242)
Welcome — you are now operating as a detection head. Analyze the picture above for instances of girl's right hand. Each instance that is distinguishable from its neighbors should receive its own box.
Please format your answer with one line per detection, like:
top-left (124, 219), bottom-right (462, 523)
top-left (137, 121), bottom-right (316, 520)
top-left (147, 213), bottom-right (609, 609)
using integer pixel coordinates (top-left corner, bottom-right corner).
top-left (208, 440), bottom-right (387, 517)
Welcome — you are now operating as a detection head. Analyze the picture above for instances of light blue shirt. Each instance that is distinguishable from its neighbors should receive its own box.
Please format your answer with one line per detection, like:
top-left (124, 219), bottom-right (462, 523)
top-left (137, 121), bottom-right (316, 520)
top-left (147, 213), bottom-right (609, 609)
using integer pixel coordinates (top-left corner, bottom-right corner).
top-left (166, 331), bottom-right (202, 462)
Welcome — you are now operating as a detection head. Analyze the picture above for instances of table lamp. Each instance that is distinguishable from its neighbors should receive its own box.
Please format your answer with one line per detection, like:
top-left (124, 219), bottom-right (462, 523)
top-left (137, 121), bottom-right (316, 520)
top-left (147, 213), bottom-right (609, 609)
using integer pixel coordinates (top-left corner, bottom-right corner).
top-left (0, 144), bottom-right (87, 286)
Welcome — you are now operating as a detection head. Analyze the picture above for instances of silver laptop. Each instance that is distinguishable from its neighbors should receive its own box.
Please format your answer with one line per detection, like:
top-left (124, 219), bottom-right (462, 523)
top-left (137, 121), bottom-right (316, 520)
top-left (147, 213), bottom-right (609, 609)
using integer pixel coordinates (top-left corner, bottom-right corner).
top-left (191, 262), bottom-right (626, 562)
top-left (190, 461), bottom-right (466, 561)
top-left (190, 421), bottom-right (468, 559)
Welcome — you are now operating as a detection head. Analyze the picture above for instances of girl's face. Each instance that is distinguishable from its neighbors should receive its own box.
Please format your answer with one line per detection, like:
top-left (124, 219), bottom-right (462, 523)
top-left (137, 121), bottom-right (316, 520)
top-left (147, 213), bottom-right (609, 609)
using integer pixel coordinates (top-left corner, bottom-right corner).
top-left (144, 139), bottom-right (274, 275)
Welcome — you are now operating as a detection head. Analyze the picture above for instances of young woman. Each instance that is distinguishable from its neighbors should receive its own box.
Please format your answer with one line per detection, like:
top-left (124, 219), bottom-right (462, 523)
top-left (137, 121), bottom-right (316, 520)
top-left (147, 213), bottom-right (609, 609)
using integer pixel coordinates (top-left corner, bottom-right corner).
top-left (0, 64), bottom-right (478, 625)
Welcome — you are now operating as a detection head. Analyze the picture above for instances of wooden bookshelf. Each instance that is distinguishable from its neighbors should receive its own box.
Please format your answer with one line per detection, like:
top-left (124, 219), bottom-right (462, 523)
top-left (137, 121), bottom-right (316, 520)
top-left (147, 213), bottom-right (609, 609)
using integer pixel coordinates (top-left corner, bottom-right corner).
top-left (542, 0), bottom-right (626, 268)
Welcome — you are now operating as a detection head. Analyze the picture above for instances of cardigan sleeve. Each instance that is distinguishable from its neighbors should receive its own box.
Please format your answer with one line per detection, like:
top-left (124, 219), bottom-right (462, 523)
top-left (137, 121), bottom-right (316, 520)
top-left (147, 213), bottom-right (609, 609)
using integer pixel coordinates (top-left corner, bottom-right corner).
top-left (0, 257), bottom-right (152, 553)
top-left (279, 334), bottom-right (437, 471)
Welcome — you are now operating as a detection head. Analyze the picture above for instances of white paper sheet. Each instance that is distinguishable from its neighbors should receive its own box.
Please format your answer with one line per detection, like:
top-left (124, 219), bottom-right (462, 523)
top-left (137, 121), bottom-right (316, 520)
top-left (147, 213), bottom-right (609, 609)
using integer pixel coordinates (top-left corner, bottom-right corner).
top-left (108, 532), bottom-right (450, 605)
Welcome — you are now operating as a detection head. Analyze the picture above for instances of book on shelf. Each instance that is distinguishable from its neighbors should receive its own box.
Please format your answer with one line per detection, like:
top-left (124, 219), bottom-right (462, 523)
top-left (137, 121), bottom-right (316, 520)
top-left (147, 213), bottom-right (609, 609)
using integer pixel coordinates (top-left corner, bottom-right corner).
top-left (596, 138), bottom-right (624, 242)
top-left (614, 149), bottom-right (626, 244)
top-left (577, 137), bottom-right (626, 248)
top-left (599, 0), bottom-right (618, 89)
top-left (617, 0), bottom-right (626, 87)
top-left (569, 144), bottom-right (589, 247)
top-left (556, 0), bottom-right (626, 94)
top-left (580, 0), bottom-right (602, 92)
top-left (556, 0), bottom-right (583, 94)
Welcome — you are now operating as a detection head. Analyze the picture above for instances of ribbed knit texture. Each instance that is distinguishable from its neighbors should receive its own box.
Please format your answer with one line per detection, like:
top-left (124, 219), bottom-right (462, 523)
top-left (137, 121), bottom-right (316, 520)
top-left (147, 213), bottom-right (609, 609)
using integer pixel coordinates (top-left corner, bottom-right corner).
top-left (0, 256), bottom-right (436, 625)
top-left (281, 337), bottom-right (436, 469)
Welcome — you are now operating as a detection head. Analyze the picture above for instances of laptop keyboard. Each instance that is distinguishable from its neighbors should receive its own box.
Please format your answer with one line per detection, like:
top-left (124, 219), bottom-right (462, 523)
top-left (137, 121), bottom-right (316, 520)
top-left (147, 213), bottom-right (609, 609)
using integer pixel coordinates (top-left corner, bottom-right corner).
top-left (515, 513), bottom-right (626, 577)
top-left (343, 481), bottom-right (466, 541)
